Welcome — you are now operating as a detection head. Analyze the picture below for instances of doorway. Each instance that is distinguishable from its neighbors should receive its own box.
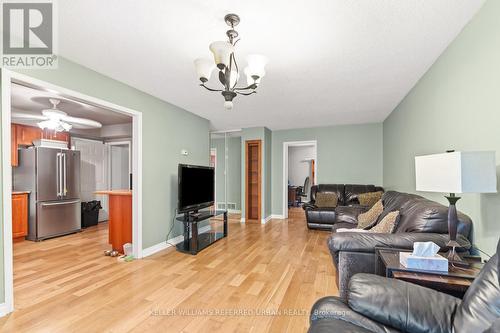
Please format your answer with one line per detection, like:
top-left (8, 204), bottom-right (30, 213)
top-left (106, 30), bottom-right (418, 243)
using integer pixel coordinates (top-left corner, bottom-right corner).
top-left (282, 141), bottom-right (317, 219)
top-left (1, 70), bottom-right (143, 315)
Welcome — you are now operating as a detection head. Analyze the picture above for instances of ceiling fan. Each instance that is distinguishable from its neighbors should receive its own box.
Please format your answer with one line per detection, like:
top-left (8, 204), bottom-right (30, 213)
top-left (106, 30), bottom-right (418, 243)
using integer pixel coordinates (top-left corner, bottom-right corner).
top-left (11, 98), bottom-right (102, 132)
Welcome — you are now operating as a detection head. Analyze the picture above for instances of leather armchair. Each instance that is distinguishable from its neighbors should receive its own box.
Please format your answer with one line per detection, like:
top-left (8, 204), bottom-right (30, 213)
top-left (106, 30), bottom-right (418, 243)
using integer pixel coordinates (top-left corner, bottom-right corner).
top-left (309, 244), bottom-right (500, 332)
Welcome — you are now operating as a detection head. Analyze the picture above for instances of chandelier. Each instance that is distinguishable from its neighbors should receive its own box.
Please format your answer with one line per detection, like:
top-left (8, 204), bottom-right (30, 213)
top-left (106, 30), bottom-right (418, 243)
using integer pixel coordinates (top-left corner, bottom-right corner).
top-left (194, 13), bottom-right (268, 111)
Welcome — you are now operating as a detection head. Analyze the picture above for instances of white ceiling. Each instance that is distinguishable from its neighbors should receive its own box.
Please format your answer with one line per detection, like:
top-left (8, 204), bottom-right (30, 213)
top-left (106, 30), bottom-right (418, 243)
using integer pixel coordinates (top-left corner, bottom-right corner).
top-left (11, 83), bottom-right (132, 127)
top-left (56, 0), bottom-right (484, 130)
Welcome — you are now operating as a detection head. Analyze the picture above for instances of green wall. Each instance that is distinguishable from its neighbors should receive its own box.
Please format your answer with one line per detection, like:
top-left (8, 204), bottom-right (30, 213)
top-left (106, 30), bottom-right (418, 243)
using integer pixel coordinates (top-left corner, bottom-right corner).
top-left (210, 137), bottom-right (241, 210)
top-left (383, 0), bottom-right (500, 255)
top-left (271, 123), bottom-right (383, 216)
top-left (0, 58), bottom-right (210, 303)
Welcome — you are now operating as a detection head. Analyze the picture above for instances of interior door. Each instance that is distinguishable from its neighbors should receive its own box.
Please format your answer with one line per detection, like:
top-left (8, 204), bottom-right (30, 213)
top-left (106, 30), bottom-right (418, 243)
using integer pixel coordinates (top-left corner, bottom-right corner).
top-left (72, 138), bottom-right (109, 221)
top-left (36, 147), bottom-right (61, 201)
top-left (62, 150), bottom-right (81, 200)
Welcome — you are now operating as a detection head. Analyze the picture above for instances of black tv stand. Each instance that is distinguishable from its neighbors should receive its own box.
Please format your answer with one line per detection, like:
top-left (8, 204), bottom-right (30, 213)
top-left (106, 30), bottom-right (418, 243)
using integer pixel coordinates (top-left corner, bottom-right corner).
top-left (176, 210), bottom-right (227, 255)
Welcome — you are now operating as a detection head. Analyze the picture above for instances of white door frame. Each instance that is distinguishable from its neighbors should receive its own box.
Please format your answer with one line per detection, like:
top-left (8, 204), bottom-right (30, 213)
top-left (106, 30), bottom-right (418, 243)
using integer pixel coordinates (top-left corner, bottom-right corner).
top-left (282, 140), bottom-right (317, 218)
top-left (1, 69), bottom-right (143, 316)
top-left (106, 141), bottom-right (132, 190)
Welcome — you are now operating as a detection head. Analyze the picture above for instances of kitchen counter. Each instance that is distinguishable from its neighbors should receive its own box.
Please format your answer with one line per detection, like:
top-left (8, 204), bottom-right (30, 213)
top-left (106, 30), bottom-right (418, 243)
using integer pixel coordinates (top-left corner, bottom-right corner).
top-left (13, 190), bottom-right (31, 195)
top-left (94, 190), bottom-right (132, 196)
top-left (95, 190), bottom-right (132, 254)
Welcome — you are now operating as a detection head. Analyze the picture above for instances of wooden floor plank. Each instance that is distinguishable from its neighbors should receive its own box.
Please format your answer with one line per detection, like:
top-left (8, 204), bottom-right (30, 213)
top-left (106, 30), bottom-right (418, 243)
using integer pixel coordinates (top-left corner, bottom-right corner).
top-left (0, 208), bottom-right (338, 332)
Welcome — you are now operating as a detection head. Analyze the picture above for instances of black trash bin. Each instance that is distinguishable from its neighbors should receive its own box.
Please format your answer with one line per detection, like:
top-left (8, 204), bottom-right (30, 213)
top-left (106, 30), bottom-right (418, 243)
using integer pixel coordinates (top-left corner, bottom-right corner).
top-left (81, 200), bottom-right (102, 228)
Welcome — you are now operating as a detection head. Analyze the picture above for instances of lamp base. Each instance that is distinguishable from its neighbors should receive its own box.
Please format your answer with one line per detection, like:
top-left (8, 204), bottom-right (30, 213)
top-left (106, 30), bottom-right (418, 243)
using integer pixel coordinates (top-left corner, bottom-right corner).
top-left (446, 242), bottom-right (470, 268)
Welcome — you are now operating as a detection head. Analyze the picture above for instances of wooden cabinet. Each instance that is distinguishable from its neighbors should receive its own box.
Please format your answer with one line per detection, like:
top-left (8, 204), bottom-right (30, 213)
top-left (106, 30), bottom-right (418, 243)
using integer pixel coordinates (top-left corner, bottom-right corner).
top-left (16, 124), bottom-right (42, 146)
top-left (11, 124), bottom-right (18, 166)
top-left (12, 193), bottom-right (28, 240)
top-left (11, 124), bottom-right (70, 166)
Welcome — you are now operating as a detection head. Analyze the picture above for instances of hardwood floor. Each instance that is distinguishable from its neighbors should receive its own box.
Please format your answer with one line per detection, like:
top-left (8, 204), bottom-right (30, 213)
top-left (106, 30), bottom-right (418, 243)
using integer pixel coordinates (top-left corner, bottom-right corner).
top-left (0, 208), bottom-right (337, 332)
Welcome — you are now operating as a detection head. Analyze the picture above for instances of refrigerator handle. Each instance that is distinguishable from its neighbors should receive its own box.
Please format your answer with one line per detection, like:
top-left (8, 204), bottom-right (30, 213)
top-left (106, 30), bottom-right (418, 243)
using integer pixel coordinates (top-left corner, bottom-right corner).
top-left (56, 153), bottom-right (62, 197)
top-left (63, 153), bottom-right (67, 196)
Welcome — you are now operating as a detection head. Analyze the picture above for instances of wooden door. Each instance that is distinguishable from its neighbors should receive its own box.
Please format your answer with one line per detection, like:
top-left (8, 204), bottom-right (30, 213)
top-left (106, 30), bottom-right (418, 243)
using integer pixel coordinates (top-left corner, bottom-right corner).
top-left (12, 193), bottom-right (28, 239)
top-left (245, 140), bottom-right (261, 221)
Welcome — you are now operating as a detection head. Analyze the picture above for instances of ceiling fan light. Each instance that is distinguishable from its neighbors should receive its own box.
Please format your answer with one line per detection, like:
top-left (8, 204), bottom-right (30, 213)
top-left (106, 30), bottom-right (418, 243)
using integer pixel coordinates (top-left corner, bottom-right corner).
top-left (38, 120), bottom-right (57, 130)
top-left (194, 58), bottom-right (215, 82)
top-left (209, 41), bottom-right (234, 69)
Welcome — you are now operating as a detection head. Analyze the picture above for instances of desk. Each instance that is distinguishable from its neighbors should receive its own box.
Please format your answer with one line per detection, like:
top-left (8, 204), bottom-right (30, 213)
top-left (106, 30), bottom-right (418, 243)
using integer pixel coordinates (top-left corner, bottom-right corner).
top-left (95, 190), bottom-right (132, 253)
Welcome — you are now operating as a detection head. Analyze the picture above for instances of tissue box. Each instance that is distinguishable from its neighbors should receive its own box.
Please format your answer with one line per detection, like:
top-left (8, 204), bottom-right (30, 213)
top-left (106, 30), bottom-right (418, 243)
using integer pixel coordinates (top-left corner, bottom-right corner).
top-left (399, 252), bottom-right (448, 272)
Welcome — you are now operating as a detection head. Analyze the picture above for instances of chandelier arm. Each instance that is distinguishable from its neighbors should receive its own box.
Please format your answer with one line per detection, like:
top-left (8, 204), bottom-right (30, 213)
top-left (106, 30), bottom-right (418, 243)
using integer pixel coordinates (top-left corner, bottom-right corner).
top-left (233, 84), bottom-right (258, 91)
top-left (200, 84), bottom-right (223, 92)
top-left (235, 91), bottom-right (256, 96)
top-left (227, 53), bottom-right (239, 90)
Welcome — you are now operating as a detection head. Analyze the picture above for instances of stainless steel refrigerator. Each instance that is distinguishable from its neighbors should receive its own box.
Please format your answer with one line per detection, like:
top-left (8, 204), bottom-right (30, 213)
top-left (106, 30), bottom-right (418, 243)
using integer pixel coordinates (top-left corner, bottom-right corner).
top-left (14, 146), bottom-right (81, 241)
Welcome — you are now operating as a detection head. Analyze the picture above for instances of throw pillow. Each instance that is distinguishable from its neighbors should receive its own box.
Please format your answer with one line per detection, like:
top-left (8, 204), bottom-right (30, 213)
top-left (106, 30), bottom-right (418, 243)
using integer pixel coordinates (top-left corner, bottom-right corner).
top-left (315, 192), bottom-right (338, 208)
top-left (358, 191), bottom-right (384, 207)
top-left (357, 199), bottom-right (383, 229)
top-left (370, 210), bottom-right (400, 233)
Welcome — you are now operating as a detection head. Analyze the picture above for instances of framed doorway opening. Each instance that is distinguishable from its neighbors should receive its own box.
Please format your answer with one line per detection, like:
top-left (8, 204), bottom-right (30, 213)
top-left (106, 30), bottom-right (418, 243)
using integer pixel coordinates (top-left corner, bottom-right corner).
top-left (1, 69), bottom-right (143, 316)
top-left (282, 140), bottom-right (317, 219)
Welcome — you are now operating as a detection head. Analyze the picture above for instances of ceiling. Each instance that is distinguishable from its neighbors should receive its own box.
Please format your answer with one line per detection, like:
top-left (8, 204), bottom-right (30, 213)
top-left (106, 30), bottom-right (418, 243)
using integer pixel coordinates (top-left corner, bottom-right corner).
top-left (56, 0), bottom-right (484, 130)
top-left (11, 83), bottom-right (132, 127)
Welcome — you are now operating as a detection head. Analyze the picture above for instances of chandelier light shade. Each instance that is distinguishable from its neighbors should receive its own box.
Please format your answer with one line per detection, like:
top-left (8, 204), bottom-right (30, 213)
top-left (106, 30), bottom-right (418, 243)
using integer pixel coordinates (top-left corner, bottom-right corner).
top-left (245, 54), bottom-right (268, 79)
top-left (194, 58), bottom-right (216, 82)
top-left (195, 13), bottom-right (267, 110)
top-left (209, 41), bottom-right (234, 69)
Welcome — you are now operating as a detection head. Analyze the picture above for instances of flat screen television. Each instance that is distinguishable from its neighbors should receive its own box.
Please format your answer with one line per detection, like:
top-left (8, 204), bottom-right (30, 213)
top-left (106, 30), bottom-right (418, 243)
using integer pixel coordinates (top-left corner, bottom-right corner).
top-left (178, 164), bottom-right (215, 213)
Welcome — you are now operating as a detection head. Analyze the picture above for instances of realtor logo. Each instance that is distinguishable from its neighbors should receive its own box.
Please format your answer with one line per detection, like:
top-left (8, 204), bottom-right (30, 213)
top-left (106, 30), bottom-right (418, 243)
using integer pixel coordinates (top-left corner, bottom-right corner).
top-left (1, 0), bottom-right (58, 68)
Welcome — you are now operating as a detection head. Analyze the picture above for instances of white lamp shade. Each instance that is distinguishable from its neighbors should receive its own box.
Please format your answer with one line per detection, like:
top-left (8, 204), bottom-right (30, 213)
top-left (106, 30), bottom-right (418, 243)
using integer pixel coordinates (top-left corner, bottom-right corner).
top-left (244, 66), bottom-right (262, 86)
top-left (245, 54), bottom-right (268, 78)
top-left (415, 151), bottom-right (497, 194)
top-left (209, 41), bottom-right (234, 68)
top-left (194, 58), bottom-right (215, 81)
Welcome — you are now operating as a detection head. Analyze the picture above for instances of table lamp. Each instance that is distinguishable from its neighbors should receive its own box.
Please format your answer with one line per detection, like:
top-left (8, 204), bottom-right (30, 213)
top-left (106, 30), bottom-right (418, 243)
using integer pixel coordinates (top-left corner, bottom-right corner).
top-left (415, 151), bottom-right (497, 263)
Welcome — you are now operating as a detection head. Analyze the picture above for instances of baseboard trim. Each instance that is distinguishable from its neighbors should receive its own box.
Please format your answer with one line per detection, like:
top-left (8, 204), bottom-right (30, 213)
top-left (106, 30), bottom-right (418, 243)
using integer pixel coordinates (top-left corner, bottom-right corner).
top-left (0, 302), bottom-right (12, 317)
top-left (270, 214), bottom-right (285, 219)
top-left (142, 225), bottom-right (211, 258)
top-left (227, 209), bottom-right (241, 214)
top-left (240, 218), bottom-right (245, 223)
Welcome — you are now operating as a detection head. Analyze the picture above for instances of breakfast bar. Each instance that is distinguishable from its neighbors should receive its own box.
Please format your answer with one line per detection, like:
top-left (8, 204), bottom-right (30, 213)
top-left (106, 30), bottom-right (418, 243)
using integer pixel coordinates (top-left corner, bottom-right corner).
top-left (94, 190), bottom-right (132, 254)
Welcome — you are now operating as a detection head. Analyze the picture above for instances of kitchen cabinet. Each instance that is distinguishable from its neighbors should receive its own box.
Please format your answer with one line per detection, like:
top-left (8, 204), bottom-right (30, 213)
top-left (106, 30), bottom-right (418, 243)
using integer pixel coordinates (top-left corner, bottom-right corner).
top-left (11, 124), bottom-right (18, 166)
top-left (11, 124), bottom-right (70, 166)
top-left (12, 192), bottom-right (29, 240)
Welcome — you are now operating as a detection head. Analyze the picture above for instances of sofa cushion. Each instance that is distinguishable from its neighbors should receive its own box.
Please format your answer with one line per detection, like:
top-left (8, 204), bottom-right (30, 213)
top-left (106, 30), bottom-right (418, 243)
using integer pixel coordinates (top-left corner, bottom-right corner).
top-left (357, 200), bottom-right (383, 229)
top-left (371, 211), bottom-right (400, 233)
top-left (311, 184), bottom-right (345, 204)
top-left (358, 191), bottom-right (383, 207)
top-left (335, 206), bottom-right (369, 225)
top-left (345, 185), bottom-right (377, 206)
top-left (315, 192), bottom-right (338, 208)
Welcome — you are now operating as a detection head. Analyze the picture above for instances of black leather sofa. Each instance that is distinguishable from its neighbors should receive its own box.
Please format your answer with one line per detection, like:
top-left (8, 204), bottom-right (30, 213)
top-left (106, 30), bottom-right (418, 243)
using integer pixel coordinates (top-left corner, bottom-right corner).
top-left (304, 184), bottom-right (384, 230)
top-left (328, 191), bottom-right (473, 300)
top-left (309, 240), bottom-right (500, 333)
